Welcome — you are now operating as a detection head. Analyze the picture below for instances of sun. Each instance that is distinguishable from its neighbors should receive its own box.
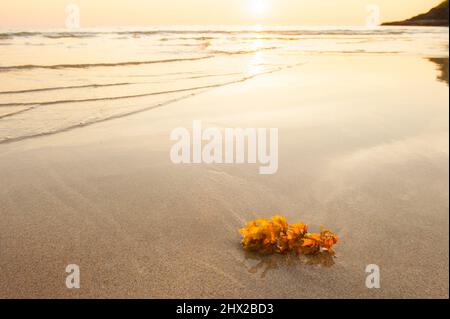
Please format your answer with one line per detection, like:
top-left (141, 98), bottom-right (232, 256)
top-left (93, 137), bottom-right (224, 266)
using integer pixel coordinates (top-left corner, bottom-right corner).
top-left (248, 0), bottom-right (270, 17)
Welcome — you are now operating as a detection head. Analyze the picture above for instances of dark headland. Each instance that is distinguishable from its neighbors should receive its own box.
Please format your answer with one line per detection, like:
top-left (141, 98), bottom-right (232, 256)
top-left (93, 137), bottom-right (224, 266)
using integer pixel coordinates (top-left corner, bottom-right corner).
top-left (382, 0), bottom-right (449, 26)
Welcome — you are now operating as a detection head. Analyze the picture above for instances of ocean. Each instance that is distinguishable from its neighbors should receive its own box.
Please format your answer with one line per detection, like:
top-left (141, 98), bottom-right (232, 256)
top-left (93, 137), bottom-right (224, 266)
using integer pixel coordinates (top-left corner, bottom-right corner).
top-left (0, 26), bottom-right (448, 143)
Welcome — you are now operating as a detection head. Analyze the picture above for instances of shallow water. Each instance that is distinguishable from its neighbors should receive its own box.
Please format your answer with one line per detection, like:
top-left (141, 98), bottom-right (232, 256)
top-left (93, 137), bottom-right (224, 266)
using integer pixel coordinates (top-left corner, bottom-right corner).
top-left (0, 26), bottom-right (448, 143)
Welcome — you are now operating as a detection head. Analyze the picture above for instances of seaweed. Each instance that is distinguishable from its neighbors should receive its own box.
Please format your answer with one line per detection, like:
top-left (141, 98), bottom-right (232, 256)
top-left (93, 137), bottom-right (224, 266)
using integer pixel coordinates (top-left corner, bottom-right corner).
top-left (240, 215), bottom-right (339, 255)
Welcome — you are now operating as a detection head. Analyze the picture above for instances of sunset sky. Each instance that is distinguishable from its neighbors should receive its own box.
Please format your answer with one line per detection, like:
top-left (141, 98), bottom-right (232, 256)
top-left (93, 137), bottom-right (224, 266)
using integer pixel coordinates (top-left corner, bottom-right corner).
top-left (0, 0), bottom-right (444, 27)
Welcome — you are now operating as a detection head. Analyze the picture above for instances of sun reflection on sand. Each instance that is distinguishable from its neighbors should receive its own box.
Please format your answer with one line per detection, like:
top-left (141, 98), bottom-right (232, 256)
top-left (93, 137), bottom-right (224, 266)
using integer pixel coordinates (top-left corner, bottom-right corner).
top-left (247, 36), bottom-right (266, 75)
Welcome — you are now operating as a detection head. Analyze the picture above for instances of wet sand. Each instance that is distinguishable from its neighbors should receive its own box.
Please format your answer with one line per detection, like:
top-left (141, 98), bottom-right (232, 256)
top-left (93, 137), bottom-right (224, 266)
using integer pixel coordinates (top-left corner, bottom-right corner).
top-left (0, 55), bottom-right (448, 298)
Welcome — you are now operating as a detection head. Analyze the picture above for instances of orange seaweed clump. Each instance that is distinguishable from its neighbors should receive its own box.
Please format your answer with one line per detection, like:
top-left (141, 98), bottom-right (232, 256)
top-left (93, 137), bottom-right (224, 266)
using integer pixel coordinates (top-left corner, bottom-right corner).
top-left (240, 216), bottom-right (339, 255)
top-left (239, 215), bottom-right (289, 254)
top-left (318, 226), bottom-right (339, 253)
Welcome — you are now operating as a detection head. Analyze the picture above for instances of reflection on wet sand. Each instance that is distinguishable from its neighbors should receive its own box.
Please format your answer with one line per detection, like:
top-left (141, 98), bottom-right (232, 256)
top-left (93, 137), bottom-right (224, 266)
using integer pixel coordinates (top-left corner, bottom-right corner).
top-left (243, 251), bottom-right (336, 278)
top-left (428, 57), bottom-right (449, 85)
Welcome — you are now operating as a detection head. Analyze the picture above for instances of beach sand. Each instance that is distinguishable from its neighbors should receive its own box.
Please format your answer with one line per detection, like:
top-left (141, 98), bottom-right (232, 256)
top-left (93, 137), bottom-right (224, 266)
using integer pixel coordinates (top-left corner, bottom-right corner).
top-left (0, 54), bottom-right (448, 298)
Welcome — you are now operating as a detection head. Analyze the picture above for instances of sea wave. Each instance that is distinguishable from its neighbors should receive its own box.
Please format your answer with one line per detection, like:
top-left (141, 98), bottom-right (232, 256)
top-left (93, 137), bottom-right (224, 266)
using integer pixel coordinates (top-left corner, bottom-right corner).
top-left (0, 69), bottom-right (288, 107)
top-left (0, 56), bottom-right (213, 72)
top-left (0, 82), bottom-right (134, 95)
top-left (1, 27), bottom-right (444, 40)
top-left (209, 47), bottom-right (278, 55)
top-left (0, 64), bottom-right (300, 144)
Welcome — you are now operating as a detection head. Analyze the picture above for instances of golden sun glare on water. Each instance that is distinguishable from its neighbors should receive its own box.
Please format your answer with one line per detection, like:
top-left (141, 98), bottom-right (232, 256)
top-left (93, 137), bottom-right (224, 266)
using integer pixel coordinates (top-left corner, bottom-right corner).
top-left (248, 0), bottom-right (270, 17)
